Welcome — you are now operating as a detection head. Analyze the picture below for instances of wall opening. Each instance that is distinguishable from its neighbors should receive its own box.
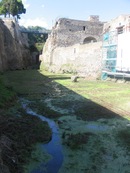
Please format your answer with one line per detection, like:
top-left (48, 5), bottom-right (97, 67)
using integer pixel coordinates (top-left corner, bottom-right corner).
top-left (83, 26), bottom-right (85, 31)
top-left (116, 25), bottom-right (124, 34)
top-left (83, 37), bottom-right (97, 44)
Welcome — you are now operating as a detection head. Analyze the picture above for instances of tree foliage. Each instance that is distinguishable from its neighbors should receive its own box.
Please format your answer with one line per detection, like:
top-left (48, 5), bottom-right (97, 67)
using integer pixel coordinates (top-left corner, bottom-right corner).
top-left (27, 26), bottom-right (50, 44)
top-left (0, 0), bottom-right (26, 19)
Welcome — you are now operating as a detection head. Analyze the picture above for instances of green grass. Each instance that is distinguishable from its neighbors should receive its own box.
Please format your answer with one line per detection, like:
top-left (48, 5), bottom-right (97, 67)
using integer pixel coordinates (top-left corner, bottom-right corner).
top-left (3, 70), bottom-right (50, 97)
top-left (54, 77), bottom-right (130, 113)
top-left (35, 43), bottom-right (45, 52)
top-left (0, 75), bottom-right (16, 108)
top-left (3, 69), bottom-right (130, 118)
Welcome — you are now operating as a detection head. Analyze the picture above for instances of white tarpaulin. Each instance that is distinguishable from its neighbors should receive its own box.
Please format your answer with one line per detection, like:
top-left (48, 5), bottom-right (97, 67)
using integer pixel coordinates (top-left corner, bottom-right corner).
top-left (116, 33), bottom-right (130, 71)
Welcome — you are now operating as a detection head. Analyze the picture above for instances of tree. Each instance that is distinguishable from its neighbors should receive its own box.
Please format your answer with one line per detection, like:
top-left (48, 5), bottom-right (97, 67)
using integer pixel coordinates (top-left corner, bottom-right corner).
top-left (16, 0), bottom-right (26, 19)
top-left (0, 0), bottom-right (26, 19)
top-left (10, 0), bottom-right (17, 17)
top-left (0, 0), bottom-right (10, 17)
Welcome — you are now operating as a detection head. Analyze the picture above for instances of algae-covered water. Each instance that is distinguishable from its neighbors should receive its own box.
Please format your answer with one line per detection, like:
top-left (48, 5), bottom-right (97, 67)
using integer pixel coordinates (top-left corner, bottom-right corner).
top-left (58, 116), bottom-right (130, 173)
top-left (21, 99), bottom-right (63, 173)
top-left (23, 99), bottom-right (130, 173)
top-left (21, 99), bottom-right (130, 173)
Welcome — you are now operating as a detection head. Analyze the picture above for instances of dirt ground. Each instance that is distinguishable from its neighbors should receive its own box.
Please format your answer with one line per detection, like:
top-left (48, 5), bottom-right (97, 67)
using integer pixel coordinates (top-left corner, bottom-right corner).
top-left (2, 69), bottom-right (130, 173)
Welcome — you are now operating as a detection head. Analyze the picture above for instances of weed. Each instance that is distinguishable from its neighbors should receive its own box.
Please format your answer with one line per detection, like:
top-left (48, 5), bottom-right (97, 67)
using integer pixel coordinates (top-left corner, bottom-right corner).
top-left (65, 132), bottom-right (94, 149)
top-left (0, 110), bottom-right (52, 173)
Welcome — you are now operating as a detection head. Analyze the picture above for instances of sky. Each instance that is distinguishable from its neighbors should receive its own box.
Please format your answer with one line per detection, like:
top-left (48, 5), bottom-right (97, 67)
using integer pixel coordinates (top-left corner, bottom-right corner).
top-left (10, 0), bottom-right (130, 29)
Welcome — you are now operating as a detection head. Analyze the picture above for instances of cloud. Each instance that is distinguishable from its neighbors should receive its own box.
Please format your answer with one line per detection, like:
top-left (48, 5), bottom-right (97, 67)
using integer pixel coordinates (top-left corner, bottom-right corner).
top-left (19, 17), bottom-right (48, 28)
top-left (22, 0), bottom-right (30, 9)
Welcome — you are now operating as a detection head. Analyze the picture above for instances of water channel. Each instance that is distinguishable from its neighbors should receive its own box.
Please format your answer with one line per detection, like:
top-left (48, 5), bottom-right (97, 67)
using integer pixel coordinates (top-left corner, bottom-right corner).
top-left (21, 99), bottom-right (63, 173)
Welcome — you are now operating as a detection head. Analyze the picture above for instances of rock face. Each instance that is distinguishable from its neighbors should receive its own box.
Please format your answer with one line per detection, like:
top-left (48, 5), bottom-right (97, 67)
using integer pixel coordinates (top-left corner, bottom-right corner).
top-left (0, 18), bottom-right (31, 72)
top-left (40, 16), bottom-right (104, 79)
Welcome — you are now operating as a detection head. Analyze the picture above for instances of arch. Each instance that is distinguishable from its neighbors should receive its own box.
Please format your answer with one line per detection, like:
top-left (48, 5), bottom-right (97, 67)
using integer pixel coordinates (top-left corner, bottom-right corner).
top-left (83, 36), bottom-right (97, 44)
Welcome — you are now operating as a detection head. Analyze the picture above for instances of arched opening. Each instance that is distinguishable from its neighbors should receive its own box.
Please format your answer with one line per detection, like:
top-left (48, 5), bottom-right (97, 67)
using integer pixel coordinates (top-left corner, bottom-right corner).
top-left (83, 37), bottom-right (97, 44)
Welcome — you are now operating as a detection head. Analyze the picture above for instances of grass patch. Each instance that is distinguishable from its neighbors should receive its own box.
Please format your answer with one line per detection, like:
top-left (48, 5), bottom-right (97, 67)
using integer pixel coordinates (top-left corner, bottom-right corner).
top-left (3, 69), bottom-right (130, 118)
top-left (0, 75), bottom-right (16, 108)
top-left (3, 70), bottom-right (53, 98)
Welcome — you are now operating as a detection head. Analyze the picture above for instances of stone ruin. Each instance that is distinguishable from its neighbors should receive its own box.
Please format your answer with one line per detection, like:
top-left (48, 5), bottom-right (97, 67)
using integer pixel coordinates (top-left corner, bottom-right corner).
top-left (51, 15), bottom-right (104, 47)
top-left (40, 15), bottom-right (104, 79)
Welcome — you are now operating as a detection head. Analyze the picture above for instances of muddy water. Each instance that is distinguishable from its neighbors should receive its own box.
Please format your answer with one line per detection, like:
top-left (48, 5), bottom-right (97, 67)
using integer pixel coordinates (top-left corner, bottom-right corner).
top-left (21, 99), bottom-right (63, 173)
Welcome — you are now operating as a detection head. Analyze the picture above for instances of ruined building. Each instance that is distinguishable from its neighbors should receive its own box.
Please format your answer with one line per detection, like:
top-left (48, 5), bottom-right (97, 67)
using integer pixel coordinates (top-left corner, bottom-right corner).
top-left (51, 15), bottom-right (103, 46)
top-left (40, 14), bottom-right (130, 80)
top-left (40, 15), bottom-right (104, 79)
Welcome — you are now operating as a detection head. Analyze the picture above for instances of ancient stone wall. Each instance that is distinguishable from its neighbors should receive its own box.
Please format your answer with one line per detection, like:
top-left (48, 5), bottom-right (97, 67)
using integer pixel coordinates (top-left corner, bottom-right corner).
top-left (40, 16), bottom-right (103, 79)
top-left (41, 42), bottom-right (102, 79)
top-left (0, 18), bottom-right (31, 72)
top-left (51, 17), bottom-right (104, 47)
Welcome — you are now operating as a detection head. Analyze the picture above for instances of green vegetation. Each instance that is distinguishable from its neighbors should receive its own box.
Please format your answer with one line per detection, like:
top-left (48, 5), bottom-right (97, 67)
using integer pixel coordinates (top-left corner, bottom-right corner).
top-left (27, 26), bottom-right (50, 34)
top-left (3, 69), bottom-right (130, 119)
top-left (64, 132), bottom-right (94, 149)
top-left (0, 109), bottom-right (51, 173)
top-left (35, 42), bottom-right (45, 52)
top-left (29, 101), bottom-right (61, 119)
top-left (0, 0), bottom-right (26, 19)
top-left (2, 69), bottom-right (130, 172)
top-left (3, 69), bottom-right (54, 98)
top-left (0, 73), bottom-right (52, 173)
top-left (23, 144), bottom-right (52, 173)
top-left (53, 76), bottom-right (130, 118)
top-left (21, 26), bottom-right (50, 54)
top-left (0, 75), bottom-right (16, 108)
top-left (117, 128), bottom-right (130, 151)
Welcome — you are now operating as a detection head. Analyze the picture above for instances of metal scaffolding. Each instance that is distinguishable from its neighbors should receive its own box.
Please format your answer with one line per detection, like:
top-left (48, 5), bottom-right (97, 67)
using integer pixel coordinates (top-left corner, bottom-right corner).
top-left (102, 31), bottom-right (117, 72)
top-left (102, 30), bottom-right (130, 80)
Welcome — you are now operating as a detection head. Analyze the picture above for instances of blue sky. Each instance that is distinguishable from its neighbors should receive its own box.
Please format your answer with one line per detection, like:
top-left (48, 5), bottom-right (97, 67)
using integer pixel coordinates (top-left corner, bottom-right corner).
top-left (19, 0), bottom-right (130, 29)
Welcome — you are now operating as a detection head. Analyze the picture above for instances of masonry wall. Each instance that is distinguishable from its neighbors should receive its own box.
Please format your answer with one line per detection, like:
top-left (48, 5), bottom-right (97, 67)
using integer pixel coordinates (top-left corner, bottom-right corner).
top-left (41, 42), bottom-right (102, 79)
top-left (41, 15), bottom-right (130, 79)
top-left (52, 18), bottom-right (104, 47)
top-left (40, 17), bottom-right (103, 79)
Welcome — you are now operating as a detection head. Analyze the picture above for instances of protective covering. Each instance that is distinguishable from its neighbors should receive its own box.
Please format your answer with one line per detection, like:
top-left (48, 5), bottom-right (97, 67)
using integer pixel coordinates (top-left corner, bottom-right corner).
top-left (102, 31), bottom-right (117, 72)
top-left (116, 32), bottom-right (130, 71)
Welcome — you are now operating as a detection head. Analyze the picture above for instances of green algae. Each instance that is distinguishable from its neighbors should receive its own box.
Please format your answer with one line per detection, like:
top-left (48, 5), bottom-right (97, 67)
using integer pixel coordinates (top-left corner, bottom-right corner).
top-left (23, 144), bottom-right (52, 173)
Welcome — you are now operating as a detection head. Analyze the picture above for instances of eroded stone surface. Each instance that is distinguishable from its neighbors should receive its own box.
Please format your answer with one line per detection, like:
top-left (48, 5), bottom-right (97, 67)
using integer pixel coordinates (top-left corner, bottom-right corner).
top-left (0, 18), bottom-right (31, 72)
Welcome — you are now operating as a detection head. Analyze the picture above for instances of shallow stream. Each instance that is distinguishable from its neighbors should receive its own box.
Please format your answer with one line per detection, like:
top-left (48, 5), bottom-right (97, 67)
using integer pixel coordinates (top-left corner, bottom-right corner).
top-left (20, 99), bottom-right (130, 173)
top-left (21, 99), bottom-right (63, 173)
